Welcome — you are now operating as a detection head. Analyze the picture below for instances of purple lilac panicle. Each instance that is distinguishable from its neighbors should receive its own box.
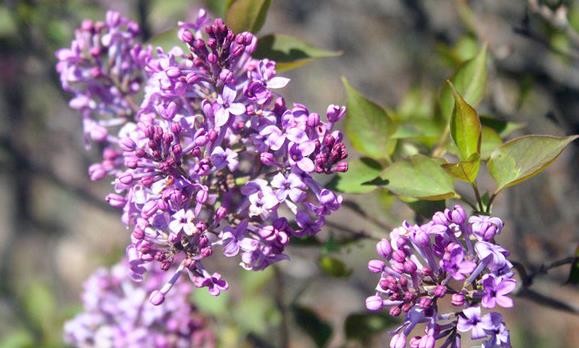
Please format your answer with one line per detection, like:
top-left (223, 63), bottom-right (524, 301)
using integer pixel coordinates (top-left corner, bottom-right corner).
top-left (57, 9), bottom-right (348, 303)
top-left (56, 11), bottom-right (150, 146)
top-left (63, 260), bottom-right (215, 348)
top-left (366, 205), bottom-right (514, 348)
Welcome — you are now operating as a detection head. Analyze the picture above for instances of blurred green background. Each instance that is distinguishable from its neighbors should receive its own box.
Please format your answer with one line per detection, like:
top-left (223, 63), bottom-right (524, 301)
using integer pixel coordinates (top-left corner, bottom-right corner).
top-left (0, 0), bottom-right (578, 347)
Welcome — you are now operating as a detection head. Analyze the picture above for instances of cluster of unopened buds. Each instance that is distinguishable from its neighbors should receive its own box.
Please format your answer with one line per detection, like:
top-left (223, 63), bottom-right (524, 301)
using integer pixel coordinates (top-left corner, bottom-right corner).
top-left (56, 9), bottom-right (348, 304)
top-left (366, 205), bottom-right (515, 348)
top-left (64, 260), bottom-right (215, 348)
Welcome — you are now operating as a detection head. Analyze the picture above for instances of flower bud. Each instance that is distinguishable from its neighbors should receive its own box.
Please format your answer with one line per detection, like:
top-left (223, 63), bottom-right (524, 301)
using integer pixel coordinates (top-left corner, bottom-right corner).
top-left (368, 259), bottom-right (385, 273)
top-left (376, 239), bottom-right (392, 259)
top-left (390, 333), bottom-right (406, 348)
top-left (451, 293), bottom-right (465, 306)
top-left (88, 164), bottom-right (106, 181)
top-left (149, 290), bottom-right (165, 305)
top-left (365, 295), bottom-right (384, 311)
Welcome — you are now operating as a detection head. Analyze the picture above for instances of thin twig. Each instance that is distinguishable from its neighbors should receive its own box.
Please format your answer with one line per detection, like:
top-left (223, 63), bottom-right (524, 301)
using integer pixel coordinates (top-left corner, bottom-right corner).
top-left (518, 288), bottom-right (579, 315)
top-left (325, 221), bottom-right (381, 241)
top-left (342, 199), bottom-right (393, 231)
top-left (512, 257), bottom-right (579, 315)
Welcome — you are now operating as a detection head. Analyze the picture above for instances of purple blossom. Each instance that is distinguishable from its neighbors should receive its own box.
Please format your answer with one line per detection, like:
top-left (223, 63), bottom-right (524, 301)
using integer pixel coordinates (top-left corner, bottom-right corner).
top-left (441, 242), bottom-right (476, 280)
top-left (288, 141), bottom-right (316, 172)
top-left (215, 85), bottom-right (246, 127)
top-left (470, 215), bottom-right (504, 241)
top-left (56, 11), bottom-right (150, 147)
top-left (457, 306), bottom-right (487, 339)
top-left (481, 275), bottom-right (516, 309)
top-left (58, 10), bottom-right (348, 302)
top-left (271, 172), bottom-right (306, 202)
top-left (366, 206), bottom-right (513, 347)
top-left (64, 260), bottom-right (215, 348)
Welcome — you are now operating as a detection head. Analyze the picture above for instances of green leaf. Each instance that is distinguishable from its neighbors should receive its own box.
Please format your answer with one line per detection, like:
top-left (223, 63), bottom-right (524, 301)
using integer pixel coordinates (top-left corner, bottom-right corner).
top-left (0, 330), bottom-right (34, 348)
top-left (240, 267), bottom-right (274, 293)
top-left (326, 157), bottom-right (383, 193)
top-left (254, 34), bottom-right (341, 72)
top-left (376, 155), bottom-right (458, 200)
top-left (448, 81), bottom-right (482, 161)
top-left (148, 28), bottom-right (185, 51)
top-left (292, 305), bottom-right (333, 348)
top-left (192, 290), bottom-right (230, 317)
top-left (22, 282), bottom-right (55, 335)
top-left (396, 87), bottom-right (434, 121)
top-left (440, 44), bottom-right (488, 120)
top-left (205, 0), bottom-right (236, 17)
top-left (480, 126), bottom-right (503, 159)
top-left (480, 115), bottom-right (525, 138)
top-left (225, 0), bottom-right (271, 33)
top-left (344, 312), bottom-right (398, 343)
top-left (488, 135), bottom-right (579, 193)
top-left (406, 199), bottom-right (446, 220)
top-left (233, 297), bottom-right (279, 334)
top-left (566, 246), bottom-right (579, 285)
top-left (442, 153), bottom-right (481, 183)
top-left (319, 256), bottom-right (352, 278)
top-left (342, 78), bottom-right (396, 159)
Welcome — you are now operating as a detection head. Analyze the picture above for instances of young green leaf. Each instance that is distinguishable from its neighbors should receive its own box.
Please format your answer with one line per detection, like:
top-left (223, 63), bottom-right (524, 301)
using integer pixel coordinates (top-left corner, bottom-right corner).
top-left (448, 81), bottom-right (482, 161)
top-left (22, 281), bottom-right (56, 340)
top-left (376, 155), bottom-right (458, 200)
top-left (225, 0), bottom-right (271, 33)
top-left (405, 199), bottom-right (447, 220)
top-left (292, 305), bottom-right (333, 348)
top-left (319, 256), bottom-right (352, 278)
top-left (488, 135), bottom-right (579, 193)
top-left (326, 157), bottom-right (383, 194)
top-left (440, 44), bottom-right (488, 120)
top-left (344, 312), bottom-right (398, 344)
top-left (480, 126), bottom-right (503, 159)
top-left (205, 0), bottom-right (236, 17)
top-left (442, 153), bottom-right (480, 183)
top-left (254, 34), bottom-right (341, 72)
top-left (342, 78), bottom-right (396, 159)
top-left (480, 115), bottom-right (525, 138)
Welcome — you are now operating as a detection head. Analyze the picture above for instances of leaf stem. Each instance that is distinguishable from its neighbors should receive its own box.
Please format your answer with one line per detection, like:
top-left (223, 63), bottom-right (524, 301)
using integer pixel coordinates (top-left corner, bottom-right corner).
top-left (471, 182), bottom-right (483, 212)
top-left (432, 126), bottom-right (450, 157)
top-left (486, 192), bottom-right (498, 213)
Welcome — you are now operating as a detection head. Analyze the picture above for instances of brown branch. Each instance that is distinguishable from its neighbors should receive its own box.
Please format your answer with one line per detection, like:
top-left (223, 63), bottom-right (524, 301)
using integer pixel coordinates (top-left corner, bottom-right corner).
top-left (512, 257), bottom-right (579, 315)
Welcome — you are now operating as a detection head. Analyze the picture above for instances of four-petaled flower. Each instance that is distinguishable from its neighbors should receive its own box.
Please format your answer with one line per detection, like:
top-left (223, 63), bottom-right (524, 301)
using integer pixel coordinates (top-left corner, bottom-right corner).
top-left (169, 209), bottom-right (196, 236)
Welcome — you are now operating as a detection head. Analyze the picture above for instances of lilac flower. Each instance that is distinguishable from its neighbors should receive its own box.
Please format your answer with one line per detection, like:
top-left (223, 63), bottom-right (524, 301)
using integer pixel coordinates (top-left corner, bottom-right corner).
top-left (215, 85), bottom-right (246, 127)
top-left (210, 146), bottom-right (239, 171)
top-left (58, 10), bottom-right (348, 302)
top-left (482, 313), bottom-right (511, 347)
top-left (457, 306), bottom-right (487, 339)
top-left (271, 172), bottom-right (306, 202)
top-left (195, 272), bottom-right (229, 296)
top-left (56, 11), bottom-right (150, 146)
top-left (470, 215), bottom-right (504, 241)
top-left (481, 275), bottom-right (516, 309)
top-left (366, 206), bottom-right (514, 347)
top-left (64, 260), bottom-right (215, 348)
top-left (288, 141), bottom-right (316, 172)
top-left (168, 209), bottom-right (196, 235)
top-left (442, 242), bottom-right (477, 280)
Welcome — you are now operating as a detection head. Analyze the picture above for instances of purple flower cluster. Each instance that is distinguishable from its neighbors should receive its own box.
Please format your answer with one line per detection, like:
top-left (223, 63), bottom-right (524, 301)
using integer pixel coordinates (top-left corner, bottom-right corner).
top-left (366, 206), bottom-right (515, 348)
top-left (57, 10), bottom-right (348, 303)
top-left (55, 11), bottom-right (150, 146)
top-left (63, 260), bottom-right (215, 348)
